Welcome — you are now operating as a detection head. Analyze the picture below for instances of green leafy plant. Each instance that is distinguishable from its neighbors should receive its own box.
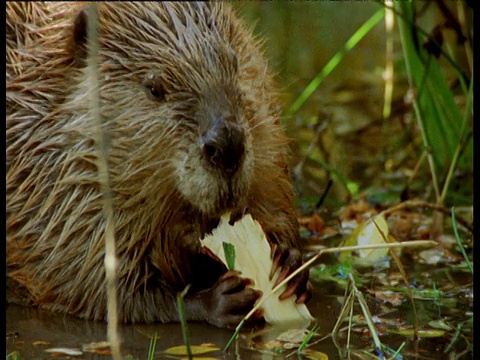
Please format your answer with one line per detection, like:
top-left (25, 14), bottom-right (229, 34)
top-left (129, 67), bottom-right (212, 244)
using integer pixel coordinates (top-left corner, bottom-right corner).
top-left (394, 2), bottom-right (473, 205)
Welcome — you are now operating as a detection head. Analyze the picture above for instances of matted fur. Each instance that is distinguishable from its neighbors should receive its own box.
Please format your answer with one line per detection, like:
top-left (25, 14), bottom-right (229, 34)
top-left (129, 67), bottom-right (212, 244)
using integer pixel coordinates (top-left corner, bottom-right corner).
top-left (7, 2), bottom-right (301, 323)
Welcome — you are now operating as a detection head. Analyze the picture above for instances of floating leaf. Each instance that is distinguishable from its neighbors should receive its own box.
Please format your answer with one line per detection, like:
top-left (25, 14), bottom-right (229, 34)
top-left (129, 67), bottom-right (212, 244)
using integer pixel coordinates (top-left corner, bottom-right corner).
top-left (277, 328), bottom-right (310, 343)
top-left (392, 329), bottom-right (446, 338)
top-left (428, 320), bottom-right (453, 331)
top-left (164, 344), bottom-right (220, 356)
top-left (300, 349), bottom-right (329, 360)
top-left (32, 341), bottom-right (50, 346)
top-left (82, 341), bottom-right (111, 353)
top-left (44, 348), bottom-right (83, 356)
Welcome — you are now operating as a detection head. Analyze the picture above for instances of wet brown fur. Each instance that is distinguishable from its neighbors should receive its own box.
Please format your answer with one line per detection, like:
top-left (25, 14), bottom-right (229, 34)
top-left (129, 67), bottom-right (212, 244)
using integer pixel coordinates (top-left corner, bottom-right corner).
top-left (7, 2), bottom-right (302, 324)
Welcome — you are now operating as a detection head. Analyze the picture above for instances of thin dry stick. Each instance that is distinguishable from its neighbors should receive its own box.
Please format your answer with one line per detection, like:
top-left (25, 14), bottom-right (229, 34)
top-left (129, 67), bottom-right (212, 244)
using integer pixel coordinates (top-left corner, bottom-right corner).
top-left (378, 200), bottom-right (473, 233)
top-left (331, 284), bottom-right (355, 354)
top-left (87, 4), bottom-right (121, 359)
top-left (348, 273), bottom-right (382, 350)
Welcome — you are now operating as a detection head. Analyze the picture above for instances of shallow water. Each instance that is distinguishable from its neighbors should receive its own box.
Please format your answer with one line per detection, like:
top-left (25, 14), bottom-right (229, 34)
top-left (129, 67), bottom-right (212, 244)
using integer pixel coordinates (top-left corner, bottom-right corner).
top-left (6, 283), bottom-right (344, 359)
top-left (6, 256), bottom-right (474, 359)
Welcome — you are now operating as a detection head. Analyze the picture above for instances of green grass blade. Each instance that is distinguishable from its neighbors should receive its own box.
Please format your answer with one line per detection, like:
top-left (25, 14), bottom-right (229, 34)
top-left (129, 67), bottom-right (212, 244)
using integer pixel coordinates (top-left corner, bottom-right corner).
top-left (223, 319), bottom-right (245, 352)
top-left (439, 78), bottom-right (473, 205)
top-left (285, 7), bottom-right (385, 118)
top-left (147, 333), bottom-right (158, 360)
top-left (451, 207), bottom-right (473, 274)
top-left (394, 2), bottom-right (472, 175)
top-left (297, 323), bottom-right (319, 354)
top-left (177, 287), bottom-right (193, 360)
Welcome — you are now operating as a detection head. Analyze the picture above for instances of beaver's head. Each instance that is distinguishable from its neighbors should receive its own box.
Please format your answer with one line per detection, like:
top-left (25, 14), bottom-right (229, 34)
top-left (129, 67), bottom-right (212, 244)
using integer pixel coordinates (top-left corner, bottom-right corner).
top-left (67, 2), bottom-right (282, 218)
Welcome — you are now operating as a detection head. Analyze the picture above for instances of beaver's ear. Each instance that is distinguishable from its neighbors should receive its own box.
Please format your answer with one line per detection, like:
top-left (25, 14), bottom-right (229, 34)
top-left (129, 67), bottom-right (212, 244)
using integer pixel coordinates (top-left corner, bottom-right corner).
top-left (70, 7), bottom-right (89, 66)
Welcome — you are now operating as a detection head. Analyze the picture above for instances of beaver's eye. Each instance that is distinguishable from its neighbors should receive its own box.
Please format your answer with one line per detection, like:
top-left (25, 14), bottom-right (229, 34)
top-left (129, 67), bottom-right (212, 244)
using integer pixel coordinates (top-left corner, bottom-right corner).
top-left (146, 83), bottom-right (166, 101)
top-left (145, 82), bottom-right (166, 101)
top-left (144, 72), bottom-right (166, 101)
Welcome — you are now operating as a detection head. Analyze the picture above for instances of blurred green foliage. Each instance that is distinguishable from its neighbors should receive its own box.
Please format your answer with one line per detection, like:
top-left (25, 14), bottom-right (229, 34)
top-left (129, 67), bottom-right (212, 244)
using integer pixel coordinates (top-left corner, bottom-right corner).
top-left (235, 2), bottom-right (473, 208)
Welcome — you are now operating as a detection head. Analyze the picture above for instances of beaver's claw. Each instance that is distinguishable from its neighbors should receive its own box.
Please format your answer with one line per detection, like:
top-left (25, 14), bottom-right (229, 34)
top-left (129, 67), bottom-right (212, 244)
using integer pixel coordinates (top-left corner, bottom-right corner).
top-left (270, 243), bottom-right (312, 304)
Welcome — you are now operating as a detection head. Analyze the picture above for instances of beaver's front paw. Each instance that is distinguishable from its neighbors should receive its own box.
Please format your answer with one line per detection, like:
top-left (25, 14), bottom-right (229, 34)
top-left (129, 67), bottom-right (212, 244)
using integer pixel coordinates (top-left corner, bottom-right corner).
top-left (270, 244), bottom-right (312, 304)
top-left (190, 270), bottom-right (264, 328)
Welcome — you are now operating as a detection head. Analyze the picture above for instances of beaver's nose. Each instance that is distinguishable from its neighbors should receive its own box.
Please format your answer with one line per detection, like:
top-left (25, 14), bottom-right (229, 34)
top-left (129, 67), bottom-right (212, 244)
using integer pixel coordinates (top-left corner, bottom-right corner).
top-left (202, 114), bottom-right (245, 174)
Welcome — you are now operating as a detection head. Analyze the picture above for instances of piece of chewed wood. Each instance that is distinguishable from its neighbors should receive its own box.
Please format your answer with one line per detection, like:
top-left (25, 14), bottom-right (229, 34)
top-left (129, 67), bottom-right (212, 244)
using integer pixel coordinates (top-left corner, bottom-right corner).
top-left (201, 213), bottom-right (313, 328)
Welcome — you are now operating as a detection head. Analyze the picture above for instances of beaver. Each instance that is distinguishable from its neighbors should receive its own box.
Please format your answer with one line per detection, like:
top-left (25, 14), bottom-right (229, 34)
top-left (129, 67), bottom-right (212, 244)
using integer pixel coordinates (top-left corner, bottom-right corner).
top-left (6, 2), bottom-right (310, 328)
